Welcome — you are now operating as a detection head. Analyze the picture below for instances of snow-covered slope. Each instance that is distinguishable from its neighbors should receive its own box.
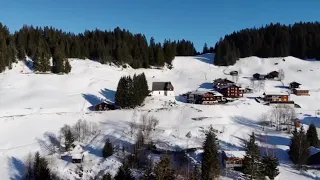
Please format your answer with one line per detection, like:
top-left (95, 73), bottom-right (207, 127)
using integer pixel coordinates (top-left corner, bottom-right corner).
top-left (1, 54), bottom-right (320, 179)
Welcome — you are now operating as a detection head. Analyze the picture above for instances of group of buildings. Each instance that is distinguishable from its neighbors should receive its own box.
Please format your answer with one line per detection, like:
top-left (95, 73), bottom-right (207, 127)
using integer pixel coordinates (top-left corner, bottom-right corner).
top-left (183, 78), bottom-right (252, 105)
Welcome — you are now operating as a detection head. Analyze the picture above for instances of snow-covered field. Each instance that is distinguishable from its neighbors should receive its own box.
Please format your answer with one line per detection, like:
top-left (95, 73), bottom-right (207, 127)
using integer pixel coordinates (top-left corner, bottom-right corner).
top-left (1, 54), bottom-right (320, 179)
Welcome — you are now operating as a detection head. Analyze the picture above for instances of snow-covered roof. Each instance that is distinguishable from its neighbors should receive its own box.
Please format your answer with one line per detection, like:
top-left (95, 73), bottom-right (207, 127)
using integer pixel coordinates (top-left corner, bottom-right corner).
top-left (72, 153), bottom-right (83, 159)
top-left (264, 92), bottom-right (289, 96)
top-left (294, 85), bottom-right (308, 90)
top-left (190, 90), bottom-right (223, 97)
top-left (223, 151), bottom-right (246, 158)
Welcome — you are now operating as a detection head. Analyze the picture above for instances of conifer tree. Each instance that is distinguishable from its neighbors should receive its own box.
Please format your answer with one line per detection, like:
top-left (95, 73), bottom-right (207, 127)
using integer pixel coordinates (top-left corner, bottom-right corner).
top-left (201, 125), bottom-right (220, 180)
top-left (261, 155), bottom-right (279, 180)
top-left (203, 43), bottom-right (209, 54)
top-left (65, 130), bottom-right (74, 151)
top-left (307, 123), bottom-right (319, 147)
top-left (103, 139), bottom-right (114, 158)
top-left (243, 132), bottom-right (264, 180)
top-left (188, 165), bottom-right (201, 180)
top-left (114, 164), bottom-right (135, 180)
top-left (142, 166), bottom-right (156, 180)
top-left (155, 44), bottom-right (164, 66)
top-left (115, 76), bottom-right (126, 108)
top-left (64, 59), bottom-right (72, 73)
top-left (103, 173), bottom-right (113, 180)
top-left (33, 152), bottom-right (51, 180)
top-left (289, 126), bottom-right (310, 168)
top-left (33, 46), bottom-right (43, 72)
top-left (52, 45), bottom-right (65, 74)
top-left (25, 153), bottom-right (34, 180)
top-left (154, 155), bottom-right (176, 180)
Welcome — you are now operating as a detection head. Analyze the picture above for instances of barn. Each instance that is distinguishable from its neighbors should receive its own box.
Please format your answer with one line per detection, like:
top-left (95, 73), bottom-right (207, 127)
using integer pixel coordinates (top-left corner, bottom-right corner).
top-left (89, 101), bottom-right (118, 111)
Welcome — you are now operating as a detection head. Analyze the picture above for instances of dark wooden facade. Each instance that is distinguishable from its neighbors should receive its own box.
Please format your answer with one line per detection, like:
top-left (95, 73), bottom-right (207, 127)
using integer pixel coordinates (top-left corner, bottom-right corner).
top-left (90, 101), bottom-right (117, 111)
top-left (263, 93), bottom-right (289, 102)
top-left (213, 78), bottom-right (234, 89)
top-left (219, 85), bottom-right (243, 98)
top-left (293, 89), bottom-right (309, 96)
top-left (187, 92), bottom-right (223, 104)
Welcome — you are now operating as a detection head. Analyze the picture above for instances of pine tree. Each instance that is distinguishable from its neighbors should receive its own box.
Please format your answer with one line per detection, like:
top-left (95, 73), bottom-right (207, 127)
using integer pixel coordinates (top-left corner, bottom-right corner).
top-left (154, 155), bottom-right (176, 180)
top-left (289, 126), bottom-right (310, 168)
top-left (114, 164), bottom-right (135, 180)
top-left (103, 173), bottom-right (113, 180)
top-left (33, 152), bottom-right (51, 180)
top-left (64, 127), bottom-right (74, 151)
top-left (261, 155), bottom-right (279, 180)
top-left (115, 76), bottom-right (126, 108)
top-left (243, 132), bottom-right (264, 180)
top-left (307, 123), bottom-right (319, 147)
top-left (201, 125), bottom-right (220, 180)
top-left (142, 165), bottom-right (156, 180)
top-left (155, 44), bottom-right (164, 66)
top-left (52, 45), bottom-right (65, 74)
top-left (64, 59), bottom-right (72, 73)
top-left (103, 139), bottom-right (114, 158)
top-left (202, 43), bottom-right (209, 54)
top-left (25, 153), bottom-right (34, 180)
top-left (188, 165), bottom-right (201, 180)
top-left (33, 46), bottom-right (43, 72)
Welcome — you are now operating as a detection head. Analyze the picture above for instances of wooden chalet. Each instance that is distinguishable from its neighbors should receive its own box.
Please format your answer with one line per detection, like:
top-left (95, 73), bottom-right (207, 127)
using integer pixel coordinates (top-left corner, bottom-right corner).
top-left (213, 78), bottom-right (234, 89)
top-left (186, 91), bottom-right (224, 104)
top-left (289, 82), bottom-right (309, 96)
top-left (293, 88), bottom-right (309, 96)
top-left (263, 92), bottom-right (289, 102)
top-left (221, 151), bottom-right (245, 169)
top-left (263, 92), bottom-right (295, 107)
top-left (89, 101), bottom-right (117, 111)
top-left (218, 84), bottom-right (243, 98)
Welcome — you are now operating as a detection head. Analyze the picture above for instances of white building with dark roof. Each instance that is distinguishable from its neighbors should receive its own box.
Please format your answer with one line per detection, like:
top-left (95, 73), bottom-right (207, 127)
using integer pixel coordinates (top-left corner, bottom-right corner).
top-left (151, 82), bottom-right (174, 96)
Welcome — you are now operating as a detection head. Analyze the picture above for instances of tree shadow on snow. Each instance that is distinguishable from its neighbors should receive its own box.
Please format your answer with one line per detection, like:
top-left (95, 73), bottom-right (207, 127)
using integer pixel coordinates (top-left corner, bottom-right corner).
top-left (8, 156), bottom-right (25, 180)
top-left (198, 82), bottom-right (214, 90)
top-left (36, 131), bottom-right (62, 155)
top-left (275, 85), bottom-right (289, 89)
top-left (256, 134), bottom-right (291, 147)
top-left (82, 93), bottom-right (104, 105)
top-left (99, 88), bottom-right (116, 103)
top-left (194, 54), bottom-right (215, 64)
top-left (231, 116), bottom-right (263, 130)
top-left (301, 116), bottom-right (320, 127)
top-left (85, 133), bottom-right (133, 158)
top-left (219, 140), bottom-right (244, 151)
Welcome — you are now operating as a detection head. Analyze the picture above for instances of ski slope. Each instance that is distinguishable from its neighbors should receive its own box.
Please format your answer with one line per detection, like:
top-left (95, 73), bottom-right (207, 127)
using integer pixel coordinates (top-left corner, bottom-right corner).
top-left (1, 54), bottom-right (320, 179)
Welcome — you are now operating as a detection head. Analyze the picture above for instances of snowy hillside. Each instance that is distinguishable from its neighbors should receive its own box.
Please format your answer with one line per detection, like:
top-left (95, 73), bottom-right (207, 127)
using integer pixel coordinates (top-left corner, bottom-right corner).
top-left (1, 54), bottom-right (320, 179)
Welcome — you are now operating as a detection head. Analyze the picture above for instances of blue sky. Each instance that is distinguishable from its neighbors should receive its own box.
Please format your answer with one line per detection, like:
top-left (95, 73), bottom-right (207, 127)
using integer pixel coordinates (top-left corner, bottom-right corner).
top-left (1, 0), bottom-right (320, 51)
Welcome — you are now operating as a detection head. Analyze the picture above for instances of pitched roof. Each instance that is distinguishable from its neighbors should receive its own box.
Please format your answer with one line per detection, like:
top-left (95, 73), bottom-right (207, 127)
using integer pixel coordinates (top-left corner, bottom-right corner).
top-left (190, 90), bottom-right (223, 97)
top-left (152, 82), bottom-right (174, 91)
top-left (214, 78), bottom-right (234, 84)
top-left (290, 81), bottom-right (301, 85)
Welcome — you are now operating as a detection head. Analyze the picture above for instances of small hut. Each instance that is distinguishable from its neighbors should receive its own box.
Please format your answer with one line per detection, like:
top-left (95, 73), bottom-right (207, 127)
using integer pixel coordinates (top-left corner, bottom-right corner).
top-left (89, 101), bottom-right (118, 111)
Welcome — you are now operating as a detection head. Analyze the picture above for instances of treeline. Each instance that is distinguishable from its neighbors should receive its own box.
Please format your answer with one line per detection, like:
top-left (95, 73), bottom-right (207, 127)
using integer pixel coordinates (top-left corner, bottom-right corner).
top-left (215, 22), bottom-right (320, 65)
top-left (0, 22), bottom-right (198, 73)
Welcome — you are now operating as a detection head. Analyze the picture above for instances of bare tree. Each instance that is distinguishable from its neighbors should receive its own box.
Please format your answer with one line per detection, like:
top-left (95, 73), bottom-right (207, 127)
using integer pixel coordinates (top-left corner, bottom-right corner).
top-left (138, 113), bottom-right (159, 142)
top-left (72, 120), bottom-right (98, 143)
top-left (269, 105), bottom-right (295, 132)
top-left (130, 110), bottom-right (138, 137)
top-left (278, 69), bottom-right (285, 81)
